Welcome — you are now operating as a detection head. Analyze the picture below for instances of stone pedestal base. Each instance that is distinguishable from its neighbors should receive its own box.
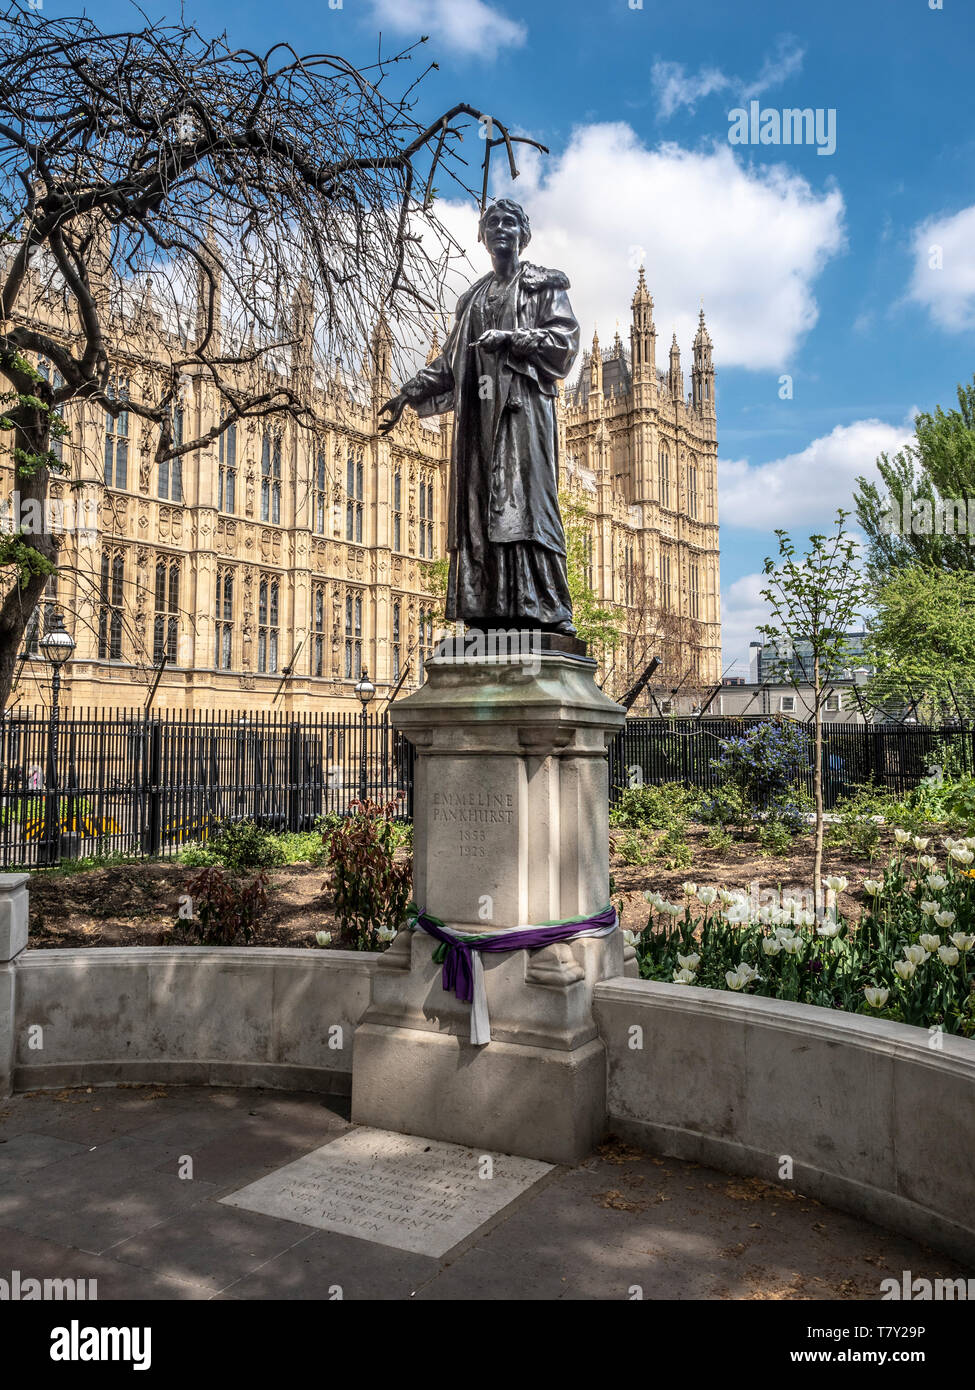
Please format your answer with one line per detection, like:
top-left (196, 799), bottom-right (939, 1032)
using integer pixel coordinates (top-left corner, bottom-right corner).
top-left (351, 927), bottom-right (621, 1165)
top-left (351, 650), bottom-right (626, 1165)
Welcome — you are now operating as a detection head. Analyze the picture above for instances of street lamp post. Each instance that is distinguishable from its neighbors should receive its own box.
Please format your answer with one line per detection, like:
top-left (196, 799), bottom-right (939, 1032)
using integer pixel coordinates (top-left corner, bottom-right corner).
top-left (38, 611), bottom-right (76, 867)
top-left (353, 668), bottom-right (375, 807)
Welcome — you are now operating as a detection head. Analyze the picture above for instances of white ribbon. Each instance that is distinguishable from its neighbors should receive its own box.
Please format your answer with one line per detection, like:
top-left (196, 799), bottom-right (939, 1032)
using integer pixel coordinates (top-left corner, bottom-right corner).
top-left (421, 920), bottom-right (619, 1046)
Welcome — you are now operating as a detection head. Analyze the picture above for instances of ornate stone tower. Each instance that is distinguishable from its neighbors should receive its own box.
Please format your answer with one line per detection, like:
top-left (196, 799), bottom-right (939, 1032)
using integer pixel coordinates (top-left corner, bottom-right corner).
top-left (562, 269), bottom-right (721, 701)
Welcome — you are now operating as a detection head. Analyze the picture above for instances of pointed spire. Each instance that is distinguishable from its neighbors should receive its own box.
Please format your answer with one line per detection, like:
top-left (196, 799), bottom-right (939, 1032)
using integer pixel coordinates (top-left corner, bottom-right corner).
top-left (589, 325), bottom-right (603, 396)
top-left (668, 331), bottom-right (683, 400)
top-left (631, 265), bottom-right (651, 306)
top-left (426, 324), bottom-right (441, 365)
top-left (694, 305), bottom-right (712, 348)
top-left (692, 303), bottom-right (714, 415)
top-left (370, 310), bottom-right (393, 397)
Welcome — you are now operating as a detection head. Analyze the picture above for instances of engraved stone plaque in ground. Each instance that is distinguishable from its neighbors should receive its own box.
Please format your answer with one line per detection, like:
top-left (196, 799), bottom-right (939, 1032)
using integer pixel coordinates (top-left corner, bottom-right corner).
top-left (220, 1128), bottom-right (553, 1257)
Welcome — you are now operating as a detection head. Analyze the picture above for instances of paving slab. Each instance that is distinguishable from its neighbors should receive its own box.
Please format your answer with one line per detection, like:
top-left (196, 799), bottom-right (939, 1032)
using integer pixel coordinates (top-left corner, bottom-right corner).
top-left (220, 1128), bottom-right (553, 1258)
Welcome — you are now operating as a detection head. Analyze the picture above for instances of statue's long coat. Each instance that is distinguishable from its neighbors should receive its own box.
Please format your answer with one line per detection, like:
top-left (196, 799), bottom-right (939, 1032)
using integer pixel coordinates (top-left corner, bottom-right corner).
top-left (402, 263), bottom-right (580, 623)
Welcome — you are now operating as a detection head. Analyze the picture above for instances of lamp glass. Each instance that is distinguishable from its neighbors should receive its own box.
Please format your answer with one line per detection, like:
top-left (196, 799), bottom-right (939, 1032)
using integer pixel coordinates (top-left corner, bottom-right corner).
top-left (354, 669), bottom-right (376, 706)
top-left (38, 614), bottom-right (76, 669)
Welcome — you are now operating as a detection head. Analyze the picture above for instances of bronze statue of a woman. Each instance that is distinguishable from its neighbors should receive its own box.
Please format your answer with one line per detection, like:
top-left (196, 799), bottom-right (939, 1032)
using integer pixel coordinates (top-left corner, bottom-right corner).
top-left (379, 199), bottom-right (581, 635)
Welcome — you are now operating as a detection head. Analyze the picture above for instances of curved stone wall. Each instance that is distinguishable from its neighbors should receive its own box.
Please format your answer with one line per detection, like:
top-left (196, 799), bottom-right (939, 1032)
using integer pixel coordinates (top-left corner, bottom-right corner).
top-left (11, 947), bottom-right (379, 1094)
top-left (593, 977), bottom-right (975, 1264)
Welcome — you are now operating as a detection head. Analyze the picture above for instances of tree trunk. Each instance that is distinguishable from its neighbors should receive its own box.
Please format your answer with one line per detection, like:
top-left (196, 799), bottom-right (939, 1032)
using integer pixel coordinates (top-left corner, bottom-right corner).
top-left (813, 655), bottom-right (824, 918)
top-left (0, 406), bottom-right (58, 715)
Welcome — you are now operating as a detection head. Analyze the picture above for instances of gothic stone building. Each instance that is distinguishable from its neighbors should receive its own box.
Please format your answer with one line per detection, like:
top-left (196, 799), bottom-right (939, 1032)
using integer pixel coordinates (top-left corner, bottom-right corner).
top-left (7, 268), bottom-right (720, 716)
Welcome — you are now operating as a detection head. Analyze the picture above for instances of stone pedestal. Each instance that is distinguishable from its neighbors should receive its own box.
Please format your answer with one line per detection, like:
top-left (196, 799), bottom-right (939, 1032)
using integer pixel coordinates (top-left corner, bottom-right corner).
top-left (351, 648), bottom-right (626, 1165)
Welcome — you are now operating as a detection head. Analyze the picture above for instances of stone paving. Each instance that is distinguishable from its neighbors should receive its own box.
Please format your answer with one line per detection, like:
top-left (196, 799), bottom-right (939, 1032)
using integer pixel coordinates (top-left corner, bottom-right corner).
top-left (0, 1085), bottom-right (964, 1301)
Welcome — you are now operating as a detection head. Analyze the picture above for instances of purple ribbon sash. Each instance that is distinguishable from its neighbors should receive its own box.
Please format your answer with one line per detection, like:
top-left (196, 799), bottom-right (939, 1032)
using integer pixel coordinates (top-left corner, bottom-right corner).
top-left (412, 905), bottom-right (618, 1003)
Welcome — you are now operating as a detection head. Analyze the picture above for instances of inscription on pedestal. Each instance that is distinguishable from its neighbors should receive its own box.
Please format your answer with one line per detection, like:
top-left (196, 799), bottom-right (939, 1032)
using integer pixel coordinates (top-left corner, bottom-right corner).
top-left (220, 1128), bottom-right (552, 1257)
top-left (424, 762), bottom-right (523, 924)
top-left (432, 789), bottom-right (514, 860)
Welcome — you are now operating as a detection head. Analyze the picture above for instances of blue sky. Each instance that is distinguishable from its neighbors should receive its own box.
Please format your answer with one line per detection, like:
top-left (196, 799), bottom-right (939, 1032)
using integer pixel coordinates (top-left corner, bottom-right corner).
top-left (85, 0), bottom-right (975, 669)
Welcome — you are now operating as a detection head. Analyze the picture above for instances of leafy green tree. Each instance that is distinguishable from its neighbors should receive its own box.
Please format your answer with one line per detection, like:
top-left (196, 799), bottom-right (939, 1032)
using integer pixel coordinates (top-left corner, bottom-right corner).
top-left (855, 377), bottom-right (975, 578)
top-left (760, 512), bottom-right (868, 913)
top-left (422, 556), bottom-right (450, 628)
top-left (865, 567), bottom-right (975, 721)
top-left (559, 489), bottom-right (621, 652)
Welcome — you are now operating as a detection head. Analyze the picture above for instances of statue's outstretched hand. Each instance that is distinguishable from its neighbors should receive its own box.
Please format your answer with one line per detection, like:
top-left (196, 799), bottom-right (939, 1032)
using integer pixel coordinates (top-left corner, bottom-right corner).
top-left (378, 393), bottom-right (408, 435)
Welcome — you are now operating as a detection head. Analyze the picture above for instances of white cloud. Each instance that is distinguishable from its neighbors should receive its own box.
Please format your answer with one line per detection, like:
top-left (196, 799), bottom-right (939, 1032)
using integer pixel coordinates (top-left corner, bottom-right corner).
top-left (435, 123), bottom-right (844, 371)
top-left (908, 203), bottom-right (975, 331)
top-left (652, 36), bottom-right (805, 119)
top-left (367, 0), bottom-right (526, 58)
top-left (721, 572), bottom-right (771, 669)
top-left (719, 417), bottom-right (915, 530)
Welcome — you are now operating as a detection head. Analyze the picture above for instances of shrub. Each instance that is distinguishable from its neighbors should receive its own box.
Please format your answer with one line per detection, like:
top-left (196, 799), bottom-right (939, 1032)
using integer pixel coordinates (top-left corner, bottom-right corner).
top-left (609, 782), bottom-right (696, 831)
top-left (704, 824), bottom-right (733, 853)
top-left (209, 819), bottom-right (286, 875)
top-left (711, 720), bottom-right (812, 833)
top-left (758, 820), bottom-right (794, 857)
top-left (615, 830), bottom-right (654, 866)
top-left (941, 777), bottom-right (975, 829)
top-left (177, 842), bottom-right (223, 868)
top-left (176, 866), bottom-right (270, 945)
top-left (322, 797), bottom-right (412, 950)
top-left (826, 786), bottom-right (885, 857)
top-left (655, 824), bottom-right (693, 870)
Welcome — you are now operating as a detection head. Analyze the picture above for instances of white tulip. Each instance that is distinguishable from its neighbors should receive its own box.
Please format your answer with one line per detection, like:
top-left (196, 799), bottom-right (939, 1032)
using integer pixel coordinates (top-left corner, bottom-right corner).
top-left (682, 882), bottom-right (698, 897)
top-left (315, 930), bottom-right (333, 947)
top-left (816, 922), bottom-right (841, 938)
top-left (934, 910), bottom-right (957, 930)
top-left (927, 874), bottom-right (948, 891)
top-left (376, 926), bottom-right (396, 943)
top-left (823, 875), bottom-right (849, 893)
top-left (723, 903), bottom-right (750, 925)
top-left (919, 933), bottom-right (941, 953)
top-left (964, 837), bottom-right (975, 852)
top-left (918, 855), bottom-right (936, 871)
top-left (761, 936), bottom-right (782, 956)
top-left (673, 968), bottom-right (697, 984)
top-left (718, 890), bottom-right (738, 905)
top-left (894, 829), bottom-right (912, 845)
top-left (623, 929), bottom-right (640, 947)
top-left (920, 900), bottom-right (939, 917)
top-left (912, 836), bottom-right (930, 851)
top-left (725, 971), bottom-right (746, 991)
top-left (864, 986), bottom-right (890, 1008)
top-left (797, 910), bottom-right (817, 928)
top-left (644, 890), bottom-right (663, 907)
top-left (950, 932), bottom-right (975, 952)
top-left (903, 943), bottom-right (929, 965)
top-left (937, 945), bottom-right (960, 966)
top-left (894, 959), bottom-right (916, 981)
top-left (863, 879), bottom-right (884, 895)
top-left (781, 935), bottom-right (803, 955)
top-left (677, 952), bottom-right (701, 971)
top-left (950, 847), bottom-right (975, 865)
top-left (698, 886), bottom-right (718, 906)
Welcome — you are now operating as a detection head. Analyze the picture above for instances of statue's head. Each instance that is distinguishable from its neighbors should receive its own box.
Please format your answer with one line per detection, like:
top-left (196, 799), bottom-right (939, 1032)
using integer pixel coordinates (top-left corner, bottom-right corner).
top-left (478, 198), bottom-right (531, 254)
